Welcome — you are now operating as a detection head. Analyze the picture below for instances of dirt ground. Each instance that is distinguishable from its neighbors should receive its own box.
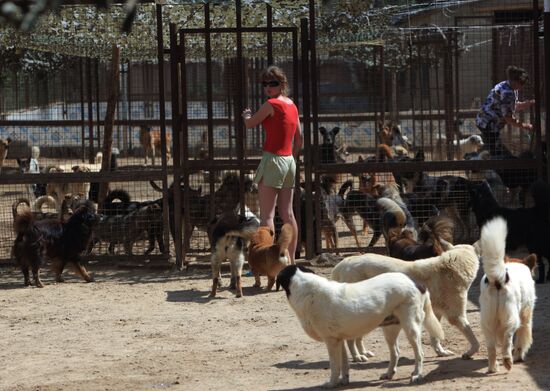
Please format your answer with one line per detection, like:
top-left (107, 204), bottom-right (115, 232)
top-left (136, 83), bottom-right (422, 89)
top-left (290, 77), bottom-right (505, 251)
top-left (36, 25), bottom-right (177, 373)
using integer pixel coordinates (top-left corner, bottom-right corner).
top-left (2, 252), bottom-right (550, 391)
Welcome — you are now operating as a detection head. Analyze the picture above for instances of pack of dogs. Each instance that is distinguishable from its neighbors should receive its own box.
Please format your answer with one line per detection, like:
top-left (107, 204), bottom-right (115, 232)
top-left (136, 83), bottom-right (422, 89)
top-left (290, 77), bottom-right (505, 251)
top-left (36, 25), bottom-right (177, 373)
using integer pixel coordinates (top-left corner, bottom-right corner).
top-left (5, 122), bottom-right (549, 388)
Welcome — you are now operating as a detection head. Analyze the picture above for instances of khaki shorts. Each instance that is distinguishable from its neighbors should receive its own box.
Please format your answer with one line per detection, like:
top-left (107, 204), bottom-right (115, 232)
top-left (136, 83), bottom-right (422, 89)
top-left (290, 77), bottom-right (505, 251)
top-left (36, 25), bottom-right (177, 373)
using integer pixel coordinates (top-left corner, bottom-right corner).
top-left (254, 151), bottom-right (296, 189)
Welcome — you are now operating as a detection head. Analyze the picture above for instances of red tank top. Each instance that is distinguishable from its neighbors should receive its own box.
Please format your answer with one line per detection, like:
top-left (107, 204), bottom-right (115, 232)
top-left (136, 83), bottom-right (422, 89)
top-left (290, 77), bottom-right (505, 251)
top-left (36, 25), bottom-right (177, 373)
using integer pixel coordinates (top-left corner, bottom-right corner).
top-left (261, 98), bottom-right (299, 156)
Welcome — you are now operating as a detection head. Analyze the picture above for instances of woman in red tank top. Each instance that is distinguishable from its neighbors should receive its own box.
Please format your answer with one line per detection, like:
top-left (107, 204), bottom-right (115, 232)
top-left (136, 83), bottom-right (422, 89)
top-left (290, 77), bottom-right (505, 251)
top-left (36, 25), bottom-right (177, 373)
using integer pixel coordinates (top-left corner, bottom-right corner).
top-left (242, 66), bottom-right (302, 264)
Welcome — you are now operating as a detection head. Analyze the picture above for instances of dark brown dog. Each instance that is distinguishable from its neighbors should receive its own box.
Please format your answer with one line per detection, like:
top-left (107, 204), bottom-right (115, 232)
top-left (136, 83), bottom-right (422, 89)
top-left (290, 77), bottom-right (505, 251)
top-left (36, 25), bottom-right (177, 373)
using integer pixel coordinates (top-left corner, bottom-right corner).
top-left (387, 216), bottom-right (454, 261)
top-left (12, 200), bottom-right (98, 288)
top-left (248, 224), bottom-right (293, 290)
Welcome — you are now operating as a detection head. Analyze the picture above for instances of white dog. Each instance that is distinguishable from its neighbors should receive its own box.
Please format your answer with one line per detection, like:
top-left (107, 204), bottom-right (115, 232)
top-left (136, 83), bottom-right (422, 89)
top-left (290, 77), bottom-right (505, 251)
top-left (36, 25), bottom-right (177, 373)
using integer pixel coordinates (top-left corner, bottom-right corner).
top-left (478, 217), bottom-right (536, 373)
top-left (332, 245), bottom-right (479, 361)
top-left (435, 134), bottom-right (484, 160)
top-left (276, 265), bottom-right (444, 388)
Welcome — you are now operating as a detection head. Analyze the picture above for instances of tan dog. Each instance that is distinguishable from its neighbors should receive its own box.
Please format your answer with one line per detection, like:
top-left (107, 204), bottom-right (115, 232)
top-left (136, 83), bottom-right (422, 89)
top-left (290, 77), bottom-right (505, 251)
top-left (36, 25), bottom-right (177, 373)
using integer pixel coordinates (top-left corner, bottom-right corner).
top-left (139, 126), bottom-right (171, 166)
top-left (248, 224), bottom-right (293, 290)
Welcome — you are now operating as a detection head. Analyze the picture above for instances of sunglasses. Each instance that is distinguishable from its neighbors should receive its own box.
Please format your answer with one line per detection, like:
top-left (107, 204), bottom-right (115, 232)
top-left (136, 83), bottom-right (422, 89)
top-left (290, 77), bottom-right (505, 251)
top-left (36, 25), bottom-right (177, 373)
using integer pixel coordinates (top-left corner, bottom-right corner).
top-left (262, 80), bottom-right (280, 88)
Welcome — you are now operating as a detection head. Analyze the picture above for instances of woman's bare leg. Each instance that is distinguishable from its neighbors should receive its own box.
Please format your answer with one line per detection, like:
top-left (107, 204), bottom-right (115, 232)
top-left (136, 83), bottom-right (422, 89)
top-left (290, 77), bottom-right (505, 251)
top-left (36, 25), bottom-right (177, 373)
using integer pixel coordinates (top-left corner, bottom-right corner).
top-left (277, 187), bottom-right (298, 264)
top-left (258, 181), bottom-right (278, 232)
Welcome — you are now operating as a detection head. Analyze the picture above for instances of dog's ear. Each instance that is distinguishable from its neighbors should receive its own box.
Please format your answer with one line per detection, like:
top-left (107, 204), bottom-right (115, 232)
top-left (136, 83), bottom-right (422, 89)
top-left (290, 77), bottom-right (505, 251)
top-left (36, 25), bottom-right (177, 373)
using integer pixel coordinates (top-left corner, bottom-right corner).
top-left (332, 127), bottom-right (340, 135)
top-left (523, 254), bottom-right (538, 271)
top-left (297, 265), bottom-right (315, 274)
top-left (319, 127), bottom-right (326, 135)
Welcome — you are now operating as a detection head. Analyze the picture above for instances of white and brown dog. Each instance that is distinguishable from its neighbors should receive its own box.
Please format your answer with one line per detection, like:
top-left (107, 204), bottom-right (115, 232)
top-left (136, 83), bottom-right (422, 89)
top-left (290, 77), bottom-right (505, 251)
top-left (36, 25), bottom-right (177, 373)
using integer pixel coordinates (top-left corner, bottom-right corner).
top-left (332, 245), bottom-right (480, 361)
top-left (478, 217), bottom-right (536, 373)
top-left (276, 265), bottom-right (444, 388)
top-left (208, 213), bottom-right (259, 298)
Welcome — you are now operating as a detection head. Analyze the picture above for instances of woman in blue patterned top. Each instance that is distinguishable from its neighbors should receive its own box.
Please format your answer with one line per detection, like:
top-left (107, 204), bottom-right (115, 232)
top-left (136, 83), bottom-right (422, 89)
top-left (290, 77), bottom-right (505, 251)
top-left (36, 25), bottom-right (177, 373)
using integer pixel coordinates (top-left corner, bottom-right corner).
top-left (476, 65), bottom-right (535, 158)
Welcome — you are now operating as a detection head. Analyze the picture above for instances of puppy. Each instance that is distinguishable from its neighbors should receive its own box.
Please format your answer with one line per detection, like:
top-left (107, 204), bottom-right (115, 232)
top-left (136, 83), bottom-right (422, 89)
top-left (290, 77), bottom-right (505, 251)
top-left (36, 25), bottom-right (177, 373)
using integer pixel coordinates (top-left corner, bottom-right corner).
top-left (208, 213), bottom-right (260, 298)
top-left (276, 265), bottom-right (444, 388)
top-left (139, 126), bottom-right (171, 166)
top-left (435, 134), bottom-right (484, 160)
top-left (478, 217), bottom-right (536, 373)
top-left (248, 224), bottom-right (292, 290)
top-left (12, 200), bottom-right (98, 288)
top-left (332, 245), bottom-right (480, 360)
top-left (0, 137), bottom-right (12, 174)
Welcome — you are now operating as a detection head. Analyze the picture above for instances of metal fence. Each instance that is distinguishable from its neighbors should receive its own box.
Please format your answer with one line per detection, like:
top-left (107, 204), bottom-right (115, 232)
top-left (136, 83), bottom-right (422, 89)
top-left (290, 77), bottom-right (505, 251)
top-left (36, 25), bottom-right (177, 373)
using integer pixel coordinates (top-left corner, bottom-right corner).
top-left (0, 1), bottom-right (546, 268)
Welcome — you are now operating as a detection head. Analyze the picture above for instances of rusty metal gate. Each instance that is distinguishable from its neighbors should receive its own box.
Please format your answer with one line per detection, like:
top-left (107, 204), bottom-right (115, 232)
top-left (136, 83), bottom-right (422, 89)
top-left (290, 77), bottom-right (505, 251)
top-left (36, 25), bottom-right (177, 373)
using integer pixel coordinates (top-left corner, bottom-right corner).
top-left (167, 3), bottom-right (313, 267)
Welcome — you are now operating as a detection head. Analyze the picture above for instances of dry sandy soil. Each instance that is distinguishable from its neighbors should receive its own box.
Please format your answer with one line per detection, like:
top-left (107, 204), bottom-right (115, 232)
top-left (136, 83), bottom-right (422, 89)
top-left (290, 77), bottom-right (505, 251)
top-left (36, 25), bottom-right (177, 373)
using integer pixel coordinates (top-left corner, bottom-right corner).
top-left (2, 252), bottom-right (550, 391)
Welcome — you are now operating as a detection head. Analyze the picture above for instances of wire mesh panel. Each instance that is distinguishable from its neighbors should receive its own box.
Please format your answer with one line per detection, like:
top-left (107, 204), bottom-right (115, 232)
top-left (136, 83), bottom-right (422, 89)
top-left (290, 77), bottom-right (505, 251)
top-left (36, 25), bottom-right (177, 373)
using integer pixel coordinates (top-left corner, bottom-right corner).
top-left (0, 49), bottom-right (172, 266)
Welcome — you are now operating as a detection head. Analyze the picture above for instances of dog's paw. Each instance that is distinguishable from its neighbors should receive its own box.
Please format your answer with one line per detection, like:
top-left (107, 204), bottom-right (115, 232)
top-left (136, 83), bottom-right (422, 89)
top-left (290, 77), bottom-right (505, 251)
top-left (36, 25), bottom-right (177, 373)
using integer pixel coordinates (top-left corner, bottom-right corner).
top-left (352, 354), bottom-right (369, 363)
top-left (380, 371), bottom-right (395, 380)
top-left (487, 365), bottom-right (498, 374)
top-left (503, 357), bottom-right (513, 371)
top-left (437, 348), bottom-right (455, 357)
top-left (512, 348), bottom-right (524, 362)
top-left (321, 381), bottom-right (338, 389)
top-left (461, 352), bottom-right (474, 360)
top-left (410, 374), bottom-right (423, 383)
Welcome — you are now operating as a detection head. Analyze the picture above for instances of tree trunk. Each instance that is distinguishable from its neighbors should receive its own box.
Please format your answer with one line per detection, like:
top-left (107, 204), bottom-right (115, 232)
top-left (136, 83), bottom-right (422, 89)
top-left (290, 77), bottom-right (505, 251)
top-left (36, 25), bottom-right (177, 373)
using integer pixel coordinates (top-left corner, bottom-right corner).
top-left (98, 45), bottom-right (120, 211)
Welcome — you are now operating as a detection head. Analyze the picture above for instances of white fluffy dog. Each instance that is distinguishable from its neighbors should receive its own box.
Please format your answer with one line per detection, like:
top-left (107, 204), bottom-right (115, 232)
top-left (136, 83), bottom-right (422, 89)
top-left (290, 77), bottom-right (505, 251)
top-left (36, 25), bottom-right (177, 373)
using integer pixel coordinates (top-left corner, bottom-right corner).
top-left (332, 245), bottom-right (479, 361)
top-left (276, 265), bottom-right (444, 388)
top-left (454, 134), bottom-right (484, 157)
top-left (478, 217), bottom-right (536, 373)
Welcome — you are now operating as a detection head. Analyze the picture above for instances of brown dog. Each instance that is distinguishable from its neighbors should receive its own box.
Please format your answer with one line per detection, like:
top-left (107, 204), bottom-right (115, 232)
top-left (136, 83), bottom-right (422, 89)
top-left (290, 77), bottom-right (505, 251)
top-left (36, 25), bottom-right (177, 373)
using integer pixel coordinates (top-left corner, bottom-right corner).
top-left (505, 254), bottom-right (537, 273)
top-left (248, 224), bottom-right (293, 290)
top-left (139, 126), bottom-right (171, 166)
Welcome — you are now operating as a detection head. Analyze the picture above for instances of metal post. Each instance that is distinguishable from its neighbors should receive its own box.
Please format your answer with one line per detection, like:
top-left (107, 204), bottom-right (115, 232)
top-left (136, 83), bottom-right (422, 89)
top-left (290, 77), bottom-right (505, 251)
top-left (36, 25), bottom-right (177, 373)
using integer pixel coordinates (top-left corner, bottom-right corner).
top-left (544, 0), bottom-right (550, 180)
top-left (300, 17), bottom-right (313, 259)
top-left (169, 23), bottom-right (184, 269)
top-left (86, 57), bottom-right (94, 163)
top-left (204, 3), bottom-right (216, 220)
top-left (156, 3), bottom-right (171, 262)
top-left (236, 0), bottom-right (246, 215)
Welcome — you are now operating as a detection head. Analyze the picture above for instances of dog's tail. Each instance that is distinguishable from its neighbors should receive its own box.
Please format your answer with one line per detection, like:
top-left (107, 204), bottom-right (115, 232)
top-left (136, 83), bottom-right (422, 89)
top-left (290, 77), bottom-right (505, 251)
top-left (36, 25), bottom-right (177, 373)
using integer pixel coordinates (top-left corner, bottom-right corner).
top-left (105, 189), bottom-right (131, 206)
top-left (418, 215), bottom-right (454, 255)
top-left (95, 151), bottom-right (103, 165)
top-left (422, 290), bottom-right (445, 342)
top-left (479, 217), bottom-right (508, 285)
top-left (276, 223), bottom-right (294, 259)
top-left (33, 195), bottom-right (57, 212)
top-left (12, 198), bottom-right (31, 221)
top-left (377, 197), bottom-right (406, 239)
top-left (339, 180), bottom-right (353, 197)
top-left (13, 210), bottom-right (35, 234)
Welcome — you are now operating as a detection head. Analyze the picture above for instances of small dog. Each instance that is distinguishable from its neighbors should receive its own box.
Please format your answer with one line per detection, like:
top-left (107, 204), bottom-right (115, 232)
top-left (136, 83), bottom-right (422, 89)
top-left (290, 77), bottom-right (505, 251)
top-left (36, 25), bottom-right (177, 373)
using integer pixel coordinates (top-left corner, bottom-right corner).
top-left (478, 217), bottom-right (536, 372)
top-left (435, 134), bottom-right (484, 160)
top-left (139, 126), bottom-right (171, 166)
top-left (12, 200), bottom-right (98, 288)
top-left (378, 121), bottom-right (410, 156)
top-left (319, 126), bottom-right (342, 164)
top-left (248, 224), bottom-right (292, 290)
top-left (208, 213), bottom-right (260, 298)
top-left (276, 265), bottom-right (444, 387)
top-left (0, 137), bottom-right (12, 174)
top-left (387, 216), bottom-right (454, 261)
top-left (332, 245), bottom-right (480, 360)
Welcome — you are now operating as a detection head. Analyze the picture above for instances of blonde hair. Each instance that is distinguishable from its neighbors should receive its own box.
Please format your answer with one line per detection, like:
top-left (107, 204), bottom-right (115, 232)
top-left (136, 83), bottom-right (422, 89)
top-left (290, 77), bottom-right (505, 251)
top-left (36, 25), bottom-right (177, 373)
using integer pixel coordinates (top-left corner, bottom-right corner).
top-left (261, 65), bottom-right (289, 96)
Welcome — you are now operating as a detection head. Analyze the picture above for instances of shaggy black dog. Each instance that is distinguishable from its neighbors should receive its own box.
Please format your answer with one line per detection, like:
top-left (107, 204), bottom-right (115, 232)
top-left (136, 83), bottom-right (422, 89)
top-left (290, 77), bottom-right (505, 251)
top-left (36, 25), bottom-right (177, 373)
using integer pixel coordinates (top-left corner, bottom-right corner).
top-left (12, 200), bottom-right (98, 288)
top-left (469, 180), bottom-right (550, 282)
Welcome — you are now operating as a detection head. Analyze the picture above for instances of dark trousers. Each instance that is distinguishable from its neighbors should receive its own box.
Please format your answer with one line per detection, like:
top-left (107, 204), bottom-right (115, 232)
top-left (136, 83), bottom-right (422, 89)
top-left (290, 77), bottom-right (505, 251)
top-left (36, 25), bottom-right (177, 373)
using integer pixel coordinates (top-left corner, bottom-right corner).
top-left (478, 123), bottom-right (514, 159)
